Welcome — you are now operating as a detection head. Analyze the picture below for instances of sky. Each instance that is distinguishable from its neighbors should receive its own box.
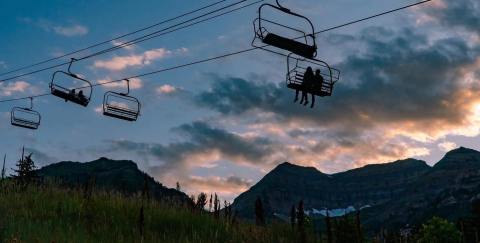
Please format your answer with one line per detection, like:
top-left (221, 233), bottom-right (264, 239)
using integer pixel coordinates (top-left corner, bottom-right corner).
top-left (0, 0), bottom-right (479, 201)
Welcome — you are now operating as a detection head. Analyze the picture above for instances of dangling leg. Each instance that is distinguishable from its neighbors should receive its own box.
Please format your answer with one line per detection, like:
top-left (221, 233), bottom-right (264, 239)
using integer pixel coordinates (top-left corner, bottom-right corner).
top-left (302, 90), bottom-right (309, 106)
top-left (310, 94), bottom-right (315, 108)
top-left (294, 89), bottom-right (299, 103)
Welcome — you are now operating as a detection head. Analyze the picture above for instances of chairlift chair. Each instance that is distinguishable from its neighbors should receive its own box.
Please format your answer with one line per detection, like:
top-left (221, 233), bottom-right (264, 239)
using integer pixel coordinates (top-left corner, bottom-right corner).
top-left (286, 53), bottom-right (340, 97)
top-left (103, 79), bottom-right (141, 122)
top-left (11, 97), bottom-right (41, 130)
top-left (253, 0), bottom-right (317, 59)
top-left (50, 58), bottom-right (92, 107)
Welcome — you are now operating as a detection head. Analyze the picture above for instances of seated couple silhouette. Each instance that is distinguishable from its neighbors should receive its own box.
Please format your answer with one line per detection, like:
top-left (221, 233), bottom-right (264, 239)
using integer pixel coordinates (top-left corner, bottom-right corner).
top-left (293, 67), bottom-right (324, 108)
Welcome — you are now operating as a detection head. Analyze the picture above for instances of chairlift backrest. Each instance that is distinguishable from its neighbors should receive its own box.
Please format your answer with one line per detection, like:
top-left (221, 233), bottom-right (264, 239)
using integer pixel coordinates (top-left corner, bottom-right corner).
top-left (253, 0), bottom-right (317, 59)
top-left (49, 58), bottom-right (92, 107)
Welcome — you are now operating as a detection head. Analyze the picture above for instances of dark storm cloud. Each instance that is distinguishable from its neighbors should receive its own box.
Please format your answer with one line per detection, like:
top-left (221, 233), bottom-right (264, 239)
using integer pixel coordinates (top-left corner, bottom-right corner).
top-left (106, 121), bottom-right (277, 174)
top-left (195, 27), bottom-right (479, 131)
top-left (425, 0), bottom-right (480, 34)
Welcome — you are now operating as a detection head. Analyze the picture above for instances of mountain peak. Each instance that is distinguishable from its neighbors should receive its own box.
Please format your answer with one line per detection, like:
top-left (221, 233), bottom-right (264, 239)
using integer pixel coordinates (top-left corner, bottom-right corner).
top-left (271, 162), bottom-right (324, 175)
top-left (435, 146), bottom-right (480, 169)
top-left (446, 146), bottom-right (477, 155)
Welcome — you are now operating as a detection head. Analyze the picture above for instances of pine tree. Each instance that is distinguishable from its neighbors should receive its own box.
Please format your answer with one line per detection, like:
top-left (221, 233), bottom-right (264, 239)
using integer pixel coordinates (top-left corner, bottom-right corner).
top-left (13, 147), bottom-right (36, 185)
top-left (1, 154), bottom-right (6, 180)
top-left (326, 209), bottom-right (333, 243)
top-left (290, 205), bottom-right (296, 229)
top-left (255, 196), bottom-right (265, 226)
top-left (176, 181), bottom-right (181, 191)
top-left (208, 193), bottom-right (213, 212)
top-left (297, 200), bottom-right (305, 230)
top-left (196, 192), bottom-right (207, 210)
top-left (213, 193), bottom-right (220, 219)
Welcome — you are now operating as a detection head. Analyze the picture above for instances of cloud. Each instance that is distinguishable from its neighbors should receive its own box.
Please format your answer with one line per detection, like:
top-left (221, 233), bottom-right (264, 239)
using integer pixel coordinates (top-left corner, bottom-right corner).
top-left (93, 48), bottom-right (188, 71)
top-left (438, 142), bottom-right (457, 152)
top-left (419, 0), bottom-right (480, 34)
top-left (53, 24), bottom-right (88, 37)
top-left (99, 77), bottom-right (143, 90)
top-left (0, 81), bottom-right (32, 97)
top-left (106, 121), bottom-right (277, 173)
top-left (193, 26), bottom-right (480, 171)
top-left (19, 18), bottom-right (88, 37)
top-left (156, 84), bottom-right (177, 94)
top-left (111, 40), bottom-right (135, 50)
top-left (184, 175), bottom-right (253, 196)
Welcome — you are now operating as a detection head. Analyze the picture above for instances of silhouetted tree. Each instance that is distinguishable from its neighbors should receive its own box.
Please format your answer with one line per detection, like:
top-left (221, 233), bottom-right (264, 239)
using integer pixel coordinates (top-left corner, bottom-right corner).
top-left (13, 147), bottom-right (36, 185)
top-left (297, 200), bottom-right (305, 230)
top-left (290, 205), bottom-right (296, 229)
top-left (255, 196), bottom-right (265, 226)
top-left (297, 200), bottom-right (306, 243)
top-left (1, 154), bottom-right (6, 180)
top-left (355, 209), bottom-right (363, 243)
top-left (214, 193), bottom-right (220, 219)
top-left (417, 217), bottom-right (461, 243)
top-left (325, 209), bottom-right (333, 243)
top-left (208, 193), bottom-right (213, 212)
top-left (196, 192), bottom-right (207, 210)
top-left (176, 181), bottom-right (181, 191)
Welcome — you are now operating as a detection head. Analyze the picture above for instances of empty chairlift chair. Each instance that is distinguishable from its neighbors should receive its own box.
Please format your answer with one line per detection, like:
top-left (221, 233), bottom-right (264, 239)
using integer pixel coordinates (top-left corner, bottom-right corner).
top-left (103, 79), bottom-right (141, 121)
top-left (50, 58), bottom-right (92, 107)
top-left (253, 0), bottom-right (317, 59)
top-left (11, 97), bottom-right (41, 130)
top-left (286, 53), bottom-right (340, 97)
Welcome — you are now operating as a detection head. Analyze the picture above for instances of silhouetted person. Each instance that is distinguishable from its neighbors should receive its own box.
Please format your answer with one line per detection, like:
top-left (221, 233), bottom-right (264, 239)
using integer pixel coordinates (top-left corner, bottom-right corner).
top-left (78, 90), bottom-right (85, 101)
top-left (299, 67), bottom-right (314, 106)
top-left (67, 89), bottom-right (76, 102)
top-left (310, 69), bottom-right (324, 108)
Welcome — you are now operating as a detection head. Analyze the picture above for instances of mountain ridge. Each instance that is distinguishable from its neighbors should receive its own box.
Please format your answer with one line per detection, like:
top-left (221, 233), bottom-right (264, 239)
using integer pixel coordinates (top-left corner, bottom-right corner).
top-left (231, 146), bottom-right (480, 231)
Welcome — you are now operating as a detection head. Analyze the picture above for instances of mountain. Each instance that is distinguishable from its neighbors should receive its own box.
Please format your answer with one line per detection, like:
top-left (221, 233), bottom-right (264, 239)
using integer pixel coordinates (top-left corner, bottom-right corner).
top-left (37, 157), bottom-right (191, 204)
top-left (231, 147), bottom-right (480, 231)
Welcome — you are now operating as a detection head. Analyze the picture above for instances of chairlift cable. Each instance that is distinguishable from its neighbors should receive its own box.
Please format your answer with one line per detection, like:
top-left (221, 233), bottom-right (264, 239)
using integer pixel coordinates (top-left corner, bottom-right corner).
top-left (0, 0), bottom-right (262, 83)
top-left (0, 0), bottom-right (230, 77)
top-left (0, 0), bottom-right (433, 104)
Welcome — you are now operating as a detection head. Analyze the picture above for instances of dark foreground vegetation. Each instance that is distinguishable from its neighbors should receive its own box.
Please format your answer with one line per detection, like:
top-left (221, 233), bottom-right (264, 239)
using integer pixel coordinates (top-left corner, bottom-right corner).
top-left (0, 150), bottom-right (474, 242)
top-left (0, 180), bottom-right (323, 243)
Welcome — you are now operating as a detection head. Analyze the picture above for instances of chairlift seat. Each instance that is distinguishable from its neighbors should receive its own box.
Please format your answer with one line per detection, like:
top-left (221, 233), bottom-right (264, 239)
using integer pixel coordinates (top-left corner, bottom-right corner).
top-left (286, 53), bottom-right (340, 97)
top-left (51, 84), bottom-right (89, 107)
top-left (263, 33), bottom-right (316, 59)
top-left (11, 107), bottom-right (40, 130)
top-left (103, 105), bottom-right (138, 121)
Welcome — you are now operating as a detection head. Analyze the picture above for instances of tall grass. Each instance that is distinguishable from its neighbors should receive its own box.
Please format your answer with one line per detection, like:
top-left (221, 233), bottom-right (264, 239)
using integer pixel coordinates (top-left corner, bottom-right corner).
top-left (0, 182), bottom-right (320, 243)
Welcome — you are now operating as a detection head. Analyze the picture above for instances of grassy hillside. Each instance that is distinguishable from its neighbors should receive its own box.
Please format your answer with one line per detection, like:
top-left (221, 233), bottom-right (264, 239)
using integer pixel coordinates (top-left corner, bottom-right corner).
top-left (0, 182), bottom-right (317, 243)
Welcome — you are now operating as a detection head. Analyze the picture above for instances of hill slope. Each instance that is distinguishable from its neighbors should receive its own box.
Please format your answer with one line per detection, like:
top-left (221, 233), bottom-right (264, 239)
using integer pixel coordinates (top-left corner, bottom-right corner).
top-left (37, 157), bottom-right (190, 203)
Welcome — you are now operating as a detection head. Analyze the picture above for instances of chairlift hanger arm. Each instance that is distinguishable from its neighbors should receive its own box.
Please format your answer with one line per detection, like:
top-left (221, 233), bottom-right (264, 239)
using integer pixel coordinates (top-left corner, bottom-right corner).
top-left (257, 2), bottom-right (316, 40)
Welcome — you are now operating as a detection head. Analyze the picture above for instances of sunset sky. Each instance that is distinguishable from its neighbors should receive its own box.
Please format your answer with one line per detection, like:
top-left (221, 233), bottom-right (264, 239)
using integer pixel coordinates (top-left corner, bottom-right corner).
top-left (0, 0), bottom-right (479, 200)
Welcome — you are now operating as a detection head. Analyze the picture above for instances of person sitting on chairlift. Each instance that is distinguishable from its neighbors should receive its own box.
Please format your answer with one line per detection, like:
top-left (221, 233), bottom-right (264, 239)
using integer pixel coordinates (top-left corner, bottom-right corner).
top-left (299, 67), bottom-right (314, 106)
top-left (68, 89), bottom-right (76, 102)
top-left (78, 90), bottom-right (86, 103)
top-left (309, 69), bottom-right (324, 108)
